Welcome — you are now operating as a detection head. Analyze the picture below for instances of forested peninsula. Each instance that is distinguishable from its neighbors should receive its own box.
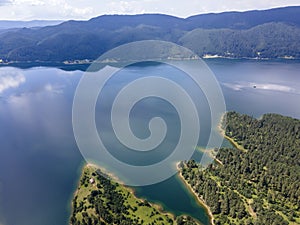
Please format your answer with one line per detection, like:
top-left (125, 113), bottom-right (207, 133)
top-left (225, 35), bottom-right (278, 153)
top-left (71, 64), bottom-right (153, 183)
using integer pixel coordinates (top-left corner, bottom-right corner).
top-left (70, 165), bottom-right (201, 225)
top-left (180, 112), bottom-right (300, 225)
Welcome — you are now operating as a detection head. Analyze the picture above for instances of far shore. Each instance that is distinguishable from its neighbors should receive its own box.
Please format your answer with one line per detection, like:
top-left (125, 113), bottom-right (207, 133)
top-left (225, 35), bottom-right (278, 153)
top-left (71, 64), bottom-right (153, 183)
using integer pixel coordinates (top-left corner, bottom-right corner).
top-left (1, 57), bottom-right (299, 68)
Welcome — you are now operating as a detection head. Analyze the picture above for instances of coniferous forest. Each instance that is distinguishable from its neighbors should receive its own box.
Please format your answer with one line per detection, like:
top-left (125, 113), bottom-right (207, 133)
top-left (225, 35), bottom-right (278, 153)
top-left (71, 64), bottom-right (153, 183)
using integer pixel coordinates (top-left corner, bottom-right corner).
top-left (181, 112), bottom-right (300, 225)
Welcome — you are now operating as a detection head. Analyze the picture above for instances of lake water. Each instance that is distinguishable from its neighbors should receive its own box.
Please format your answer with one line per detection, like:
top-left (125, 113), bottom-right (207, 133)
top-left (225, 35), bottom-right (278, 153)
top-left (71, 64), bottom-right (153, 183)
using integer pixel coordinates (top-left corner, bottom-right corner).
top-left (0, 59), bottom-right (299, 225)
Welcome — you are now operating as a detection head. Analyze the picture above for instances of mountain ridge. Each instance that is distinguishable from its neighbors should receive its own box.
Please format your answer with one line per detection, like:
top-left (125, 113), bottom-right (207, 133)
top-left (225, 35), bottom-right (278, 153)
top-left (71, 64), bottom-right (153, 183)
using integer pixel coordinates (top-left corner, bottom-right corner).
top-left (0, 6), bottom-right (299, 63)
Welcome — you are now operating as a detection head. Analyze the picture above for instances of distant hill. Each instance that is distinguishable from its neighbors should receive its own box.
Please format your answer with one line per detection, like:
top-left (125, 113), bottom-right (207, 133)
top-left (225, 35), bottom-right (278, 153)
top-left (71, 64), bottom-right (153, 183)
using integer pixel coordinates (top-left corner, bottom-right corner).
top-left (0, 6), bottom-right (299, 62)
top-left (179, 22), bottom-right (300, 58)
top-left (0, 20), bottom-right (63, 30)
top-left (185, 6), bottom-right (300, 29)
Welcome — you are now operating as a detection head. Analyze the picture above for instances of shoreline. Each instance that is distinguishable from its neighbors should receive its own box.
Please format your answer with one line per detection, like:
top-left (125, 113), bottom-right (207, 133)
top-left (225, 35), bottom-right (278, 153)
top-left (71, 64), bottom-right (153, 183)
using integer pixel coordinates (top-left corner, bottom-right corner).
top-left (86, 162), bottom-right (125, 184)
top-left (68, 161), bottom-right (86, 223)
top-left (85, 163), bottom-right (175, 217)
top-left (173, 112), bottom-right (242, 225)
top-left (1, 57), bottom-right (299, 69)
top-left (218, 115), bottom-right (247, 152)
top-left (196, 147), bottom-right (223, 166)
top-left (70, 163), bottom-right (177, 222)
top-left (177, 165), bottom-right (215, 225)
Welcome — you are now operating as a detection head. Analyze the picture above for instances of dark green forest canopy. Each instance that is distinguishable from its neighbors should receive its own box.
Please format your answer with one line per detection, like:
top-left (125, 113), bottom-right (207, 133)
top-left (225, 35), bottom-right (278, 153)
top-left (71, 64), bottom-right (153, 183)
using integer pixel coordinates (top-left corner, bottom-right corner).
top-left (181, 112), bottom-right (300, 225)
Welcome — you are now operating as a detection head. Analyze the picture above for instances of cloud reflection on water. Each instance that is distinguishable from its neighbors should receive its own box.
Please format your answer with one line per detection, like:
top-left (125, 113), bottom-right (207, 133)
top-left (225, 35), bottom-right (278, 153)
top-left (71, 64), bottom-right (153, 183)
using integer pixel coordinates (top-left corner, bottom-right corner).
top-left (0, 71), bottom-right (25, 94)
top-left (222, 82), bottom-right (299, 94)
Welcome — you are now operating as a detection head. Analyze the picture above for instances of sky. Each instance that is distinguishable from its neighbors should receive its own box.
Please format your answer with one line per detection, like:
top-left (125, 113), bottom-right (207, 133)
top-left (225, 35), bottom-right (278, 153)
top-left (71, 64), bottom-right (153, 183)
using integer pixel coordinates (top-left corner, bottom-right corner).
top-left (0, 0), bottom-right (299, 21)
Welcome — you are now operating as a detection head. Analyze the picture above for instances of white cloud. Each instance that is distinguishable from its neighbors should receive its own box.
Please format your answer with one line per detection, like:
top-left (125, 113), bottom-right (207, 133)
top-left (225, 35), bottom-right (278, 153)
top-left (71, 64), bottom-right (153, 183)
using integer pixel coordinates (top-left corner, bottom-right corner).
top-left (12, 0), bottom-right (44, 6)
top-left (0, 0), bottom-right (93, 20)
top-left (108, 1), bottom-right (146, 14)
top-left (0, 73), bottom-right (25, 93)
top-left (0, 0), bottom-right (299, 20)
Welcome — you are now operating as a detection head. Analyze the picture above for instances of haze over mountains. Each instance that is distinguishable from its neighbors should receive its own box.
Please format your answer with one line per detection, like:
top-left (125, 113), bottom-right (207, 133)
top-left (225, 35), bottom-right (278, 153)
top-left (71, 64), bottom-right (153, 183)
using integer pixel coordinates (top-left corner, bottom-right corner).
top-left (0, 6), bottom-right (299, 62)
top-left (0, 20), bottom-right (63, 30)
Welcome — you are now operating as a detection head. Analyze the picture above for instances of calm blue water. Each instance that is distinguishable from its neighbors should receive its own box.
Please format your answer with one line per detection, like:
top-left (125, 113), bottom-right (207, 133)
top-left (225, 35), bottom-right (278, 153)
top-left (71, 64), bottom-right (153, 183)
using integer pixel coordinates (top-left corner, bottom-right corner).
top-left (0, 59), bottom-right (299, 225)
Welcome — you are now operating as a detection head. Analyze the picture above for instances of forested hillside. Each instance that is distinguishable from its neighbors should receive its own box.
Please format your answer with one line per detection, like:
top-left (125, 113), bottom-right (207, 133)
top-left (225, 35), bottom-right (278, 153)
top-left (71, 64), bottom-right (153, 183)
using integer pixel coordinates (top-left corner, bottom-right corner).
top-left (179, 23), bottom-right (300, 58)
top-left (0, 6), bottom-right (299, 62)
top-left (181, 112), bottom-right (300, 225)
